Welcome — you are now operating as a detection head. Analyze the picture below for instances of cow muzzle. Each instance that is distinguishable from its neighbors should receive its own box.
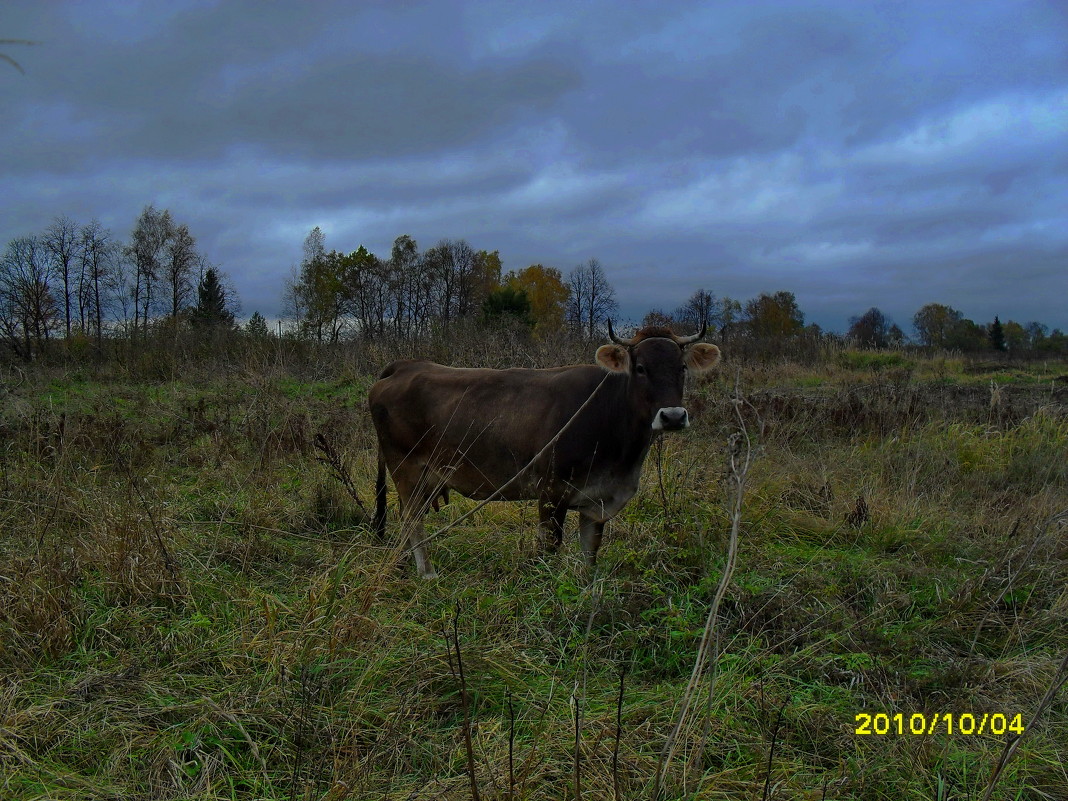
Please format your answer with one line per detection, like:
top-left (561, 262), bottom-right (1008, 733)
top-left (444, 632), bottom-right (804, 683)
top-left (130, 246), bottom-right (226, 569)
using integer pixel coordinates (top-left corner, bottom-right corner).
top-left (652, 406), bottom-right (689, 431)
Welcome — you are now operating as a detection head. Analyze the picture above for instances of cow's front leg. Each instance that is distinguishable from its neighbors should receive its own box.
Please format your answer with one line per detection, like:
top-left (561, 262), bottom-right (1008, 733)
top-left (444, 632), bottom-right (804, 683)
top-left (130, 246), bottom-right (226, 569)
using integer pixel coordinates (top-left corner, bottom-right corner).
top-left (578, 513), bottom-right (605, 566)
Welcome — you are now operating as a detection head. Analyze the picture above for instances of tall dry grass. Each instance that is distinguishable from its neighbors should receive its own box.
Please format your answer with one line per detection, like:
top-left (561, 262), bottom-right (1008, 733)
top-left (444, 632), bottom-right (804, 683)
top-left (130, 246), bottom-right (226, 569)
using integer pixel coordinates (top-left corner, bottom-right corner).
top-left (0, 340), bottom-right (1065, 799)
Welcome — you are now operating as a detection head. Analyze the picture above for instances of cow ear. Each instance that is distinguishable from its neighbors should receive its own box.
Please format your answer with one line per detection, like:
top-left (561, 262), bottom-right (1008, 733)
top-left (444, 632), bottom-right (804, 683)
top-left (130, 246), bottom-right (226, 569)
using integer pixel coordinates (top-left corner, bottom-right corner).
top-left (596, 343), bottom-right (631, 373)
top-left (685, 343), bottom-right (721, 373)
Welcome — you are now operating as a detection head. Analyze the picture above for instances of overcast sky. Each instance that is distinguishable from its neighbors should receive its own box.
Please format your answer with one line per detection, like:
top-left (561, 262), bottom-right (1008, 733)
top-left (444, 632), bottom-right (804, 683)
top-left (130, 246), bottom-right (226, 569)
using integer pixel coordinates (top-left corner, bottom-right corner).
top-left (4, 1), bottom-right (1066, 333)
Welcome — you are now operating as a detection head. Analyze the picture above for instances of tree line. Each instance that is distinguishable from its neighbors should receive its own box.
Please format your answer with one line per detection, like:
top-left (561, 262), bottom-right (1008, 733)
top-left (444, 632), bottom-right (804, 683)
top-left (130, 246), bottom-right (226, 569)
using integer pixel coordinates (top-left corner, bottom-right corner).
top-left (0, 208), bottom-right (238, 360)
top-left (284, 229), bottom-right (1066, 357)
top-left (909, 304), bottom-right (1064, 354)
top-left (283, 227), bottom-right (619, 343)
top-left (3, 212), bottom-right (1065, 362)
top-left (644, 291), bottom-right (1065, 356)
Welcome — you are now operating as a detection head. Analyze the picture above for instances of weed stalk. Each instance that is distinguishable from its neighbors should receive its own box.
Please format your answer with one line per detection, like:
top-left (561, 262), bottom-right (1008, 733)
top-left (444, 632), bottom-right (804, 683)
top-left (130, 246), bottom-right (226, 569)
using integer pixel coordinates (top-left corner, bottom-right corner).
top-left (613, 660), bottom-right (626, 801)
top-left (447, 605), bottom-right (481, 801)
top-left (314, 431), bottom-right (368, 514)
top-left (654, 371), bottom-right (759, 799)
top-left (981, 646), bottom-right (1068, 801)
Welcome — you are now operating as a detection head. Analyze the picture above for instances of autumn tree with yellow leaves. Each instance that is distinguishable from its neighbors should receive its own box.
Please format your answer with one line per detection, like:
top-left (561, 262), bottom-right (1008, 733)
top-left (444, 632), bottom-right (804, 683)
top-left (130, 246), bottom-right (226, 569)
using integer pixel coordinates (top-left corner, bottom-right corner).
top-left (504, 264), bottom-right (570, 336)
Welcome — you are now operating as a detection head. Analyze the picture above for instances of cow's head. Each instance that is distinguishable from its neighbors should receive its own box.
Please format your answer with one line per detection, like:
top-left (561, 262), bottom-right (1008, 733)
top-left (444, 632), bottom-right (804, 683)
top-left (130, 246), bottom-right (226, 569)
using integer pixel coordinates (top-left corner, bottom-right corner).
top-left (596, 322), bottom-right (721, 431)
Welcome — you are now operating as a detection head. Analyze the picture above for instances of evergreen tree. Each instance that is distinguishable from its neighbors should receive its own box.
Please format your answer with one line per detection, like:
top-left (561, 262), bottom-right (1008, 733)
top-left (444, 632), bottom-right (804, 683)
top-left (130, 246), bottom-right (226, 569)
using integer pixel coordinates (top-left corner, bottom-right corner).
top-left (989, 315), bottom-right (1006, 351)
top-left (245, 310), bottom-right (269, 338)
top-left (191, 267), bottom-right (235, 328)
top-left (482, 285), bottom-right (533, 327)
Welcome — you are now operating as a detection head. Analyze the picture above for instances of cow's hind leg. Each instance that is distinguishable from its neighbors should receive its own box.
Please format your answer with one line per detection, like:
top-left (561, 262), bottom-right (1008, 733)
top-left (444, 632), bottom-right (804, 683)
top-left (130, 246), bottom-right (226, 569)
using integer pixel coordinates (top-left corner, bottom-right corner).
top-left (538, 499), bottom-right (567, 555)
top-left (578, 513), bottom-right (606, 567)
top-left (406, 518), bottom-right (437, 580)
top-left (399, 506), bottom-right (437, 579)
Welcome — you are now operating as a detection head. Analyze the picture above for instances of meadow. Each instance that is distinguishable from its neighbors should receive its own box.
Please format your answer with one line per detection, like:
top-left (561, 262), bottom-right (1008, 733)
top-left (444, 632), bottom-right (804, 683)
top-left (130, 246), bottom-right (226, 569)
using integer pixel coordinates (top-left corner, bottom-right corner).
top-left (1, 337), bottom-right (1066, 800)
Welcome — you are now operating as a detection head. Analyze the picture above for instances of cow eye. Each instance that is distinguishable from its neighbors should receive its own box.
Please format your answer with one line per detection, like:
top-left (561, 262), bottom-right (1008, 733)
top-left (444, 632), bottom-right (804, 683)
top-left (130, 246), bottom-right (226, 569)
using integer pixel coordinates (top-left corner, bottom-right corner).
top-left (635, 364), bottom-right (647, 376)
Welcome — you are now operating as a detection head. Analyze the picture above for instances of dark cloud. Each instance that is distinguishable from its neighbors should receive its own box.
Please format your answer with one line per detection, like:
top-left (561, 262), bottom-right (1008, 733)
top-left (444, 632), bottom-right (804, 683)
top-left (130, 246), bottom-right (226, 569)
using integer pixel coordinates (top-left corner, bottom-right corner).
top-left (3, 0), bottom-right (1066, 333)
top-left (4, 3), bottom-right (581, 165)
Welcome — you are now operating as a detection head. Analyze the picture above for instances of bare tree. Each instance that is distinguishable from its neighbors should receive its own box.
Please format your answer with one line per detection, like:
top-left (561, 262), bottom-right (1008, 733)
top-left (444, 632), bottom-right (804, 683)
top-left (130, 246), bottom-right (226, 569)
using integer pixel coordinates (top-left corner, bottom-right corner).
top-left (303, 225), bottom-right (326, 265)
top-left (566, 259), bottom-right (618, 338)
top-left (364, 253), bottom-right (395, 341)
top-left (447, 238), bottom-right (478, 320)
top-left (421, 238), bottom-right (480, 327)
top-left (566, 263), bottom-right (589, 333)
top-left (423, 241), bottom-right (453, 326)
top-left (281, 227), bottom-right (327, 335)
top-left (675, 288), bottom-right (717, 335)
top-left (78, 220), bottom-right (117, 349)
top-left (43, 216), bottom-right (80, 338)
top-left (390, 234), bottom-right (422, 339)
top-left (0, 236), bottom-right (57, 359)
top-left (1025, 321), bottom-right (1048, 350)
top-left (107, 249), bottom-right (136, 336)
top-left (162, 223), bottom-right (198, 320)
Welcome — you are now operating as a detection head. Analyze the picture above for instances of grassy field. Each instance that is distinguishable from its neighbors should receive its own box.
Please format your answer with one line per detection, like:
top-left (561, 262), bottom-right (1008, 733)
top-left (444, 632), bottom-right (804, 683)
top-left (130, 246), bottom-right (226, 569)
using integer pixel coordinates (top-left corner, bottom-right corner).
top-left (1, 346), bottom-right (1066, 800)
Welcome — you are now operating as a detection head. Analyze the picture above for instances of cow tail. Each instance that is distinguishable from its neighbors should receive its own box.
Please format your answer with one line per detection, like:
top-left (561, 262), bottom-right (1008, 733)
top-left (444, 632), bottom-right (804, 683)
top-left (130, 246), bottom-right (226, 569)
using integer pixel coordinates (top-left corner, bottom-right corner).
top-left (374, 447), bottom-right (388, 541)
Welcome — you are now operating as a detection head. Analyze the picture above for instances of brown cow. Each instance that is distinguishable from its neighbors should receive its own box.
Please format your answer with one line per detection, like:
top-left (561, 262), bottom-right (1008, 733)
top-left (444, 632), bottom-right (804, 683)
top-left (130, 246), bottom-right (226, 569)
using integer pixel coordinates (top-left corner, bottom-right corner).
top-left (369, 323), bottom-right (721, 577)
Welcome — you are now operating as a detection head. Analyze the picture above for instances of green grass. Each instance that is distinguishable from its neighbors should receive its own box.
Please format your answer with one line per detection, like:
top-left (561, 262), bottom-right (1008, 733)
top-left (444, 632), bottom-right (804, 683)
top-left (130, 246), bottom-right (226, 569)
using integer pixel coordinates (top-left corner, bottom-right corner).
top-left (1, 354), bottom-right (1066, 799)
top-left (837, 349), bottom-right (915, 372)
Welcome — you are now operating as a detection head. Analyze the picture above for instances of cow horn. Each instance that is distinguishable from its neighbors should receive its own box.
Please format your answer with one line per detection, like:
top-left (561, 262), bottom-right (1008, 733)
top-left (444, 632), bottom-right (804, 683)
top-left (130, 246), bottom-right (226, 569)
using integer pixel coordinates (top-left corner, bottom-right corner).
top-left (607, 319), bottom-right (636, 346)
top-left (675, 322), bottom-right (707, 345)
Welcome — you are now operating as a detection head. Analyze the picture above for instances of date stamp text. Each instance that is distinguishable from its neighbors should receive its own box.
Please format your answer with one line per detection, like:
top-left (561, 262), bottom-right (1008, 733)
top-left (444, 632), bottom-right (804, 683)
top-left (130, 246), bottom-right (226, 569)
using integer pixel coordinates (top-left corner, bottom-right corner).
top-left (854, 712), bottom-right (1025, 736)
